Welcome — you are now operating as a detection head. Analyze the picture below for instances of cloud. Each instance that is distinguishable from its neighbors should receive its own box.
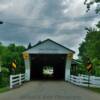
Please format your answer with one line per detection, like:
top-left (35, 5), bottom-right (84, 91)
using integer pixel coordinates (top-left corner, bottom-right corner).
top-left (62, 0), bottom-right (87, 17)
top-left (0, 0), bottom-right (99, 58)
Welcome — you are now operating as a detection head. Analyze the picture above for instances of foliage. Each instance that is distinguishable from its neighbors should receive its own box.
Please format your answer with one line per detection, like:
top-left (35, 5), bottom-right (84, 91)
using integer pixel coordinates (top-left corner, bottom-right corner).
top-left (0, 87), bottom-right (9, 93)
top-left (77, 63), bottom-right (87, 75)
top-left (78, 22), bottom-right (100, 75)
top-left (0, 67), bottom-right (9, 88)
top-left (0, 43), bottom-right (25, 74)
top-left (87, 87), bottom-right (100, 93)
top-left (84, 0), bottom-right (100, 13)
top-left (0, 43), bottom-right (25, 88)
top-left (80, 0), bottom-right (100, 75)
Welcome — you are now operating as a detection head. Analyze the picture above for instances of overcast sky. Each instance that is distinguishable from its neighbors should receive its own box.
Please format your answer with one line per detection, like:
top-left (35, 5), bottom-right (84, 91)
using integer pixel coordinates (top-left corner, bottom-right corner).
top-left (0, 0), bottom-right (99, 58)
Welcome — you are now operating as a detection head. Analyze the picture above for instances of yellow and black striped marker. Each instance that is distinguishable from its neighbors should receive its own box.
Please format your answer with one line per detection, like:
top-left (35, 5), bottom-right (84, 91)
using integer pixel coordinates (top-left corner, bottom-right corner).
top-left (12, 61), bottom-right (16, 69)
top-left (87, 63), bottom-right (92, 73)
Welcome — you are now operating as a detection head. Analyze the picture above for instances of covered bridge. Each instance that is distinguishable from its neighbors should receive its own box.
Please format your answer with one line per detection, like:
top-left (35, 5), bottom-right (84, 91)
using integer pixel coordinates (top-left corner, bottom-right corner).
top-left (23, 39), bottom-right (75, 81)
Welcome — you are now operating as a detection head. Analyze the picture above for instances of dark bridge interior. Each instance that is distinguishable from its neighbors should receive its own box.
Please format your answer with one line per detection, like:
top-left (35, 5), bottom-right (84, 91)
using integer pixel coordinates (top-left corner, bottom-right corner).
top-left (30, 54), bottom-right (67, 80)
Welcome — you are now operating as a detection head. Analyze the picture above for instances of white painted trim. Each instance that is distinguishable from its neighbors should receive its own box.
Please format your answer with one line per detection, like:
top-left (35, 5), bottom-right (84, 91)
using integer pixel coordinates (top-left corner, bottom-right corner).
top-left (25, 59), bottom-right (30, 81)
top-left (65, 57), bottom-right (72, 81)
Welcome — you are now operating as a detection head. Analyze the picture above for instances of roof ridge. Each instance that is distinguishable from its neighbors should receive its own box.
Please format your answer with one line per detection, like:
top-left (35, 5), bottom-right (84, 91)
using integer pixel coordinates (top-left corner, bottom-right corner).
top-left (25, 39), bottom-right (75, 53)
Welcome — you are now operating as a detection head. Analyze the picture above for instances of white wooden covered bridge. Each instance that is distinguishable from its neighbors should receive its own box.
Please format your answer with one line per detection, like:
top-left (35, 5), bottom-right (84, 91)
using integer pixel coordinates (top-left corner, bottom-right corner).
top-left (23, 39), bottom-right (75, 81)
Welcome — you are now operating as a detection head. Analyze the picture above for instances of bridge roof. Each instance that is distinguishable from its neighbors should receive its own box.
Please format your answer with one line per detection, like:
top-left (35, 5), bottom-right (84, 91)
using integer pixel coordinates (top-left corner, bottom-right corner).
top-left (24, 39), bottom-right (75, 54)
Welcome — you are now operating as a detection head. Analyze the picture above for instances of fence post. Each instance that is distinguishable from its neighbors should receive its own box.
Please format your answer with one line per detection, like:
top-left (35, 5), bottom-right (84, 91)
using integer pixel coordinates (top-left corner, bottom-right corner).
top-left (88, 73), bottom-right (90, 87)
top-left (10, 75), bottom-right (13, 88)
top-left (78, 74), bottom-right (80, 85)
top-left (19, 74), bottom-right (21, 85)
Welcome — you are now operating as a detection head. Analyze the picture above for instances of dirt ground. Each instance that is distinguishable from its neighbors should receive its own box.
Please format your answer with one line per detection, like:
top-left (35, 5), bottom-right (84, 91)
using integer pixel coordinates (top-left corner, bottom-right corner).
top-left (0, 81), bottom-right (100, 100)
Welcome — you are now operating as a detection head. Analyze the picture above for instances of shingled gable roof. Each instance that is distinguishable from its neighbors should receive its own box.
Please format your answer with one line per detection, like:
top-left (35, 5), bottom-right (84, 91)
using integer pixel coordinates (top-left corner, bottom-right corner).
top-left (25, 39), bottom-right (75, 53)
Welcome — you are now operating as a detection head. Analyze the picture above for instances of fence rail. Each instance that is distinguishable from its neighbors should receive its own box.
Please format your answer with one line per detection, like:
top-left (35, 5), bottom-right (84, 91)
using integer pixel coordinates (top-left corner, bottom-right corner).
top-left (10, 74), bottom-right (25, 88)
top-left (67, 74), bottom-right (100, 88)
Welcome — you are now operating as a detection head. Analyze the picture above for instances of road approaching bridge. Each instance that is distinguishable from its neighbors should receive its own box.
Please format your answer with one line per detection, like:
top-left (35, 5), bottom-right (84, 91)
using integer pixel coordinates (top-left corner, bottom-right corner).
top-left (0, 81), bottom-right (100, 100)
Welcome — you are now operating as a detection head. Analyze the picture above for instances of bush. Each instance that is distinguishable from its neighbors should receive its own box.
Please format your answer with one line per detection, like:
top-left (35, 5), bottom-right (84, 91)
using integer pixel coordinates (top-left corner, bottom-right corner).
top-left (0, 67), bottom-right (9, 88)
top-left (77, 64), bottom-right (87, 75)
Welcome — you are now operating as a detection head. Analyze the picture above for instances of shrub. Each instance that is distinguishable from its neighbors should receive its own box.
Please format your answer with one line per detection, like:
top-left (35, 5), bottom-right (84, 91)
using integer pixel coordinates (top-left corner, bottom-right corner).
top-left (0, 67), bottom-right (9, 88)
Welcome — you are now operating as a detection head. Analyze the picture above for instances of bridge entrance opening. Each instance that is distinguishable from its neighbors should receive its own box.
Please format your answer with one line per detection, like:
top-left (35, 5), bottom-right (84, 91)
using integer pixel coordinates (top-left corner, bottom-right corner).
top-left (30, 54), bottom-right (66, 80)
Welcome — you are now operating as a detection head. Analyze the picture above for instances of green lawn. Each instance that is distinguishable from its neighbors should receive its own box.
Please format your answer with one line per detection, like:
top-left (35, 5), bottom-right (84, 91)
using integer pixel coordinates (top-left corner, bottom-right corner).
top-left (0, 87), bottom-right (9, 93)
top-left (86, 87), bottom-right (100, 93)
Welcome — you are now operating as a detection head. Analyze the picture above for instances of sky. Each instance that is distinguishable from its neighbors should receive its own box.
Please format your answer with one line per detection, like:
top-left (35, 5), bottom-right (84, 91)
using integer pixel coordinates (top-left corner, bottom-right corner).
top-left (0, 0), bottom-right (99, 58)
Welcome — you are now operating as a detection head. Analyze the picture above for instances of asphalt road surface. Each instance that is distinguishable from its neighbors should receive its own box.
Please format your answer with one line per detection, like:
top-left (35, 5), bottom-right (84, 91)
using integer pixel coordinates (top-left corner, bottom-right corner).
top-left (0, 81), bottom-right (100, 100)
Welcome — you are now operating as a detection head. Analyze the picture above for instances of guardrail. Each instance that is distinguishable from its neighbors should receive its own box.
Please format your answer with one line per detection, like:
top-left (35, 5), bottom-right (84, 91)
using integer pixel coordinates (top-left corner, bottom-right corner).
top-left (10, 74), bottom-right (25, 88)
top-left (67, 74), bottom-right (100, 88)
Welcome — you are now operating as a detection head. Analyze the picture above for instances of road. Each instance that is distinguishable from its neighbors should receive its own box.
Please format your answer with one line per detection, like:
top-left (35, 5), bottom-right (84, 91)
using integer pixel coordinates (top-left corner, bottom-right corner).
top-left (0, 81), bottom-right (100, 100)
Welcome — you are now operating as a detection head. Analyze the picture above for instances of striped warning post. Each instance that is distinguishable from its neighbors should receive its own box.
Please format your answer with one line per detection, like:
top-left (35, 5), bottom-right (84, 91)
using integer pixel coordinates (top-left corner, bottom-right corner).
top-left (12, 60), bottom-right (16, 69)
top-left (87, 63), bottom-right (92, 73)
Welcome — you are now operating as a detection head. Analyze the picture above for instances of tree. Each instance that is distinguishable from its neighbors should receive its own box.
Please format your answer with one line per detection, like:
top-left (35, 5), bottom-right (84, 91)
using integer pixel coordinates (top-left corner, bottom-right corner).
top-left (83, 0), bottom-right (100, 60)
top-left (84, 0), bottom-right (100, 13)
top-left (79, 22), bottom-right (100, 57)
top-left (78, 23), bottom-right (100, 75)
top-left (77, 0), bottom-right (100, 76)
top-left (0, 43), bottom-right (26, 87)
top-left (0, 43), bottom-right (26, 74)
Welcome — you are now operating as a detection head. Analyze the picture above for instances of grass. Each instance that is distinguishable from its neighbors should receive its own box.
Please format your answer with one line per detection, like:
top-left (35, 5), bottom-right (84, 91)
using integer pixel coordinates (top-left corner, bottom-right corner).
top-left (0, 87), bottom-right (9, 93)
top-left (88, 87), bottom-right (100, 93)
top-left (84, 87), bottom-right (100, 93)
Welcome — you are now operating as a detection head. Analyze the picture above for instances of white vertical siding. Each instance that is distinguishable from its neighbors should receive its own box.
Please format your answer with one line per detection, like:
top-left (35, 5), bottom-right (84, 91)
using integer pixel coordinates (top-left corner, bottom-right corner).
top-left (25, 59), bottom-right (30, 81)
top-left (65, 58), bottom-right (72, 81)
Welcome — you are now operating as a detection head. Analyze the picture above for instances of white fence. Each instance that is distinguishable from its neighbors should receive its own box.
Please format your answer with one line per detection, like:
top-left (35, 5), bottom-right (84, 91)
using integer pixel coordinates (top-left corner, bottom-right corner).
top-left (67, 74), bottom-right (100, 88)
top-left (10, 74), bottom-right (25, 88)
